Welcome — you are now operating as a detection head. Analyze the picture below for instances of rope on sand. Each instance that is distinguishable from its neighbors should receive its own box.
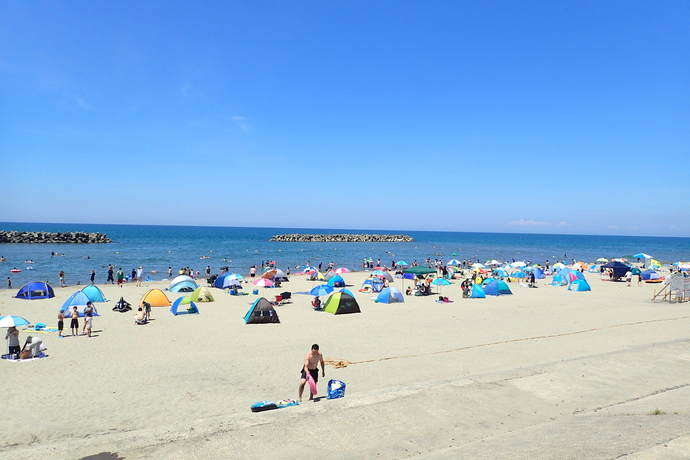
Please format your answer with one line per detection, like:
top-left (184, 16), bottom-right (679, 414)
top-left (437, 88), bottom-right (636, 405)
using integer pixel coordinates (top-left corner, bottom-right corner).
top-left (325, 315), bottom-right (690, 368)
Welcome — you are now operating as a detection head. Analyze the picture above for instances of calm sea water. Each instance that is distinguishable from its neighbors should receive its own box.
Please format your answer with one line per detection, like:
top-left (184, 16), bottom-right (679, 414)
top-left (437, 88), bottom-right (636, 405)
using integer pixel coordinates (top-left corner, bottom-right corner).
top-left (1, 222), bottom-right (689, 287)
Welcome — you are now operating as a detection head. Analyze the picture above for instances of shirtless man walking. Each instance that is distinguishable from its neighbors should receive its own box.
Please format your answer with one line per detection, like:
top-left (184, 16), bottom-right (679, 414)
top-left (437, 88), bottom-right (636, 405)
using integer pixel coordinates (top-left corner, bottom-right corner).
top-left (299, 344), bottom-right (325, 402)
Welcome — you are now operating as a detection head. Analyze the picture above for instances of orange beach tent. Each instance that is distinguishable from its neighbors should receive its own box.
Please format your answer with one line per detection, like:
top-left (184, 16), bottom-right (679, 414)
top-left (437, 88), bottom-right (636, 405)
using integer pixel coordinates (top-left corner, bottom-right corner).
top-left (139, 289), bottom-right (171, 307)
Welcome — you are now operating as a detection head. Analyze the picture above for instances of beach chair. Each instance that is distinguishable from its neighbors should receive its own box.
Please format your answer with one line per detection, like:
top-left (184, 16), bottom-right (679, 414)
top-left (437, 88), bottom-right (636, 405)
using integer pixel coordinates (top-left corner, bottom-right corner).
top-left (280, 292), bottom-right (292, 304)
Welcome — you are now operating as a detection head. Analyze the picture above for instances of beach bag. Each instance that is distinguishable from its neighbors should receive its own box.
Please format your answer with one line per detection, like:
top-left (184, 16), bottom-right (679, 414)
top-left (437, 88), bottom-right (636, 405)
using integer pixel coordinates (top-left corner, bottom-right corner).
top-left (327, 379), bottom-right (346, 400)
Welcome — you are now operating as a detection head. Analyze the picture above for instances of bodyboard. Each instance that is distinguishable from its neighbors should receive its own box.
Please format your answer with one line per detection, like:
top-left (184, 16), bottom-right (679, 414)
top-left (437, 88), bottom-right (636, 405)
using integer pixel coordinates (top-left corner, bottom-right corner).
top-left (250, 401), bottom-right (278, 412)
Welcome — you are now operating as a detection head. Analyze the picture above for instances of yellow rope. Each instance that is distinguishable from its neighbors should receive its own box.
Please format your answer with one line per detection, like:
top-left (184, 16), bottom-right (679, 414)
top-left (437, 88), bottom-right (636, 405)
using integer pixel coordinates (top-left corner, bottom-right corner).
top-left (325, 315), bottom-right (690, 368)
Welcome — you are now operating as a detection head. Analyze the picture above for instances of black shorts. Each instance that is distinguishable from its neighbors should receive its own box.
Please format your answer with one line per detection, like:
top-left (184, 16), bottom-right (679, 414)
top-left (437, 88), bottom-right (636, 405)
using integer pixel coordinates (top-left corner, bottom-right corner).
top-left (70, 318), bottom-right (79, 328)
top-left (300, 368), bottom-right (319, 383)
top-left (58, 320), bottom-right (64, 331)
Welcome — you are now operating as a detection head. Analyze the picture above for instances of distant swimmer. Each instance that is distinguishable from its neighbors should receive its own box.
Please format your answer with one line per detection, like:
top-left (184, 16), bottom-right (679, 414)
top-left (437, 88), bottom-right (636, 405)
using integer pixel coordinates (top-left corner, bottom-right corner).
top-left (24, 260), bottom-right (34, 264)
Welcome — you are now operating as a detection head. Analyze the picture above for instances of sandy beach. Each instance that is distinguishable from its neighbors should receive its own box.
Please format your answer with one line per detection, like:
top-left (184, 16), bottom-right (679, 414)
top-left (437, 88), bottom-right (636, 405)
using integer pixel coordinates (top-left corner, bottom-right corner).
top-left (1, 269), bottom-right (689, 459)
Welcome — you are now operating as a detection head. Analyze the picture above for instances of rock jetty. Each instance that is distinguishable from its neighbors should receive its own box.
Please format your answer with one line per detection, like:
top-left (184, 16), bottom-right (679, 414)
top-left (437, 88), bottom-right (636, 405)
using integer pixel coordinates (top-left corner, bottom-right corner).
top-left (270, 233), bottom-right (413, 243)
top-left (0, 231), bottom-right (112, 244)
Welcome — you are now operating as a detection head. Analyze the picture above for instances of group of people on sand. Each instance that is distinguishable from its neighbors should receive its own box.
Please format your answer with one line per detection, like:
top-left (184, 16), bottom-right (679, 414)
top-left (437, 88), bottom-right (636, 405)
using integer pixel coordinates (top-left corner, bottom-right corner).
top-left (57, 301), bottom-right (95, 338)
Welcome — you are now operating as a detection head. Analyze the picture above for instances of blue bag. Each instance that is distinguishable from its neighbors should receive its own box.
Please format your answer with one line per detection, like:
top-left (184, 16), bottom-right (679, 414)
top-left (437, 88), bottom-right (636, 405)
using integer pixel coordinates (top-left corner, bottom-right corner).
top-left (327, 379), bottom-right (346, 399)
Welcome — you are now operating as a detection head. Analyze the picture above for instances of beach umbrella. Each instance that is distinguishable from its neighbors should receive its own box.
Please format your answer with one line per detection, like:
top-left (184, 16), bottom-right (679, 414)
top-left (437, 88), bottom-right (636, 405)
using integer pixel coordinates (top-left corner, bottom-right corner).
top-left (0, 315), bottom-right (31, 328)
top-left (253, 278), bottom-right (274, 296)
top-left (486, 259), bottom-right (501, 266)
top-left (633, 253), bottom-right (652, 259)
top-left (473, 263), bottom-right (486, 269)
top-left (510, 261), bottom-right (526, 268)
top-left (261, 269), bottom-right (278, 279)
top-left (596, 258), bottom-right (609, 263)
top-left (430, 277), bottom-right (451, 294)
top-left (396, 260), bottom-right (409, 267)
top-left (447, 259), bottom-right (461, 266)
top-left (371, 270), bottom-right (393, 282)
top-left (310, 285), bottom-right (334, 297)
top-left (334, 267), bottom-right (350, 274)
top-left (227, 273), bottom-right (243, 280)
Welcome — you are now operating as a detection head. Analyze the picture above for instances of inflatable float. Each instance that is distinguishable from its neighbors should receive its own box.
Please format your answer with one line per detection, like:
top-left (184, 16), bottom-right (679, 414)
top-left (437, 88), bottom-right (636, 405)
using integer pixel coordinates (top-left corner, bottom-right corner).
top-left (307, 373), bottom-right (318, 395)
top-left (10, 268), bottom-right (21, 273)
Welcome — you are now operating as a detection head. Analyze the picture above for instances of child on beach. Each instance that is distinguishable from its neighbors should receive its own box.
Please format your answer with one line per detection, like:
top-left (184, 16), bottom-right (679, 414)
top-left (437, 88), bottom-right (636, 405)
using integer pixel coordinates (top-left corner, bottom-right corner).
top-left (70, 306), bottom-right (79, 336)
top-left (57, 310), bottom-right (65, 338)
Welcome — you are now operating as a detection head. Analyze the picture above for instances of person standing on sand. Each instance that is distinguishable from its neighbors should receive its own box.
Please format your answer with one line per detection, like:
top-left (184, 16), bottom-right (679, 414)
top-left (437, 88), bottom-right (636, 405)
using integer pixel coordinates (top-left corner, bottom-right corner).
top-left (6, 277), bottom-right (11, 289)
top-left (83, 301), bottom-right (94, 337)
top-left (57, 310), bottom-right (65, 338)
top-left (59, 270), bottom-right (66, 287)
top-left (107, 265), bottom-right (114, 284)
top-left (136, 266), bottom-right (143, 287)
top-left (299, 344), bottom-right (325, 401)
top-left (117, 268), bottom-right (124, 287)
top-left (70, 306), bottom-right (79, 336)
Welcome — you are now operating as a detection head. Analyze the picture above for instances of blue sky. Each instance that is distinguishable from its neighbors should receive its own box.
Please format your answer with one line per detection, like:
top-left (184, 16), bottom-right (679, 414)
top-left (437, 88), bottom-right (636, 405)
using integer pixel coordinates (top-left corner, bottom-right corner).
top-left (1, 1), bottom-right (688, 237)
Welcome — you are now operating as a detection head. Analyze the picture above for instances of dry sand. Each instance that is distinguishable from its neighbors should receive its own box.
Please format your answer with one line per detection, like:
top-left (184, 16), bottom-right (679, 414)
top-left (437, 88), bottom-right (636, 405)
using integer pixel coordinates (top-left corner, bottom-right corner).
top-left (1, 270), bottom-right (689, 459)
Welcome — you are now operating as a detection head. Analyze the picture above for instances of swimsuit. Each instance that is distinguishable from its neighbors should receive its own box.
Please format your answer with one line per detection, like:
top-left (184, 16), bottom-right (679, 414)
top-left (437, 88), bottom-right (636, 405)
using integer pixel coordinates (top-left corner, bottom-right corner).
top-left (57, 320), bottom-right (64, 331)
top-left (300, 368), bottom-right (319, 383)
top-left (70, 318), bottom-right (79, 329)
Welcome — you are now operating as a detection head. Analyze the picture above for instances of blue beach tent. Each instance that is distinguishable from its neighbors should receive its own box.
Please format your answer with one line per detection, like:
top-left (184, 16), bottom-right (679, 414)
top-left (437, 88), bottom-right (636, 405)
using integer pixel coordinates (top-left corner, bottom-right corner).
top-left (375, 287), bottom-right (404, 304)
top-left (61, 291), bottom-right (100, 317)
top-left (81, 285), bottom-right (106, 302)
top-left (551, 273), bottom-right (570, 286)
top-left (170, 297), bottom-right (199, 315)
top-left (471, 284), bottom-right (486, 298)
top-left (16, 281), bottom-right (55, 300)
top-left (533, 268), bottom-right (545, 279)
top-left (327, 275), bottom-right (345, 287)
top-left (169, 275), bottom-right (199, 293)
top-left (484, 279), bottom-right (512, 296)
top-left (641, 269), bottom-right (661, 281)
top-left (568, 279), bottom-right (592, 291)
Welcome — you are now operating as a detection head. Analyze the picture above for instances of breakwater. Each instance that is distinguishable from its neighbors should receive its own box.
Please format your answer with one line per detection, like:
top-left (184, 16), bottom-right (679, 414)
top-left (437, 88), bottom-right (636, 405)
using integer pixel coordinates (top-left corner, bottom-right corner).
top-left (0, 230), bottom-right (111, 244)
top-left (270, 233), bottom-right (414, 243)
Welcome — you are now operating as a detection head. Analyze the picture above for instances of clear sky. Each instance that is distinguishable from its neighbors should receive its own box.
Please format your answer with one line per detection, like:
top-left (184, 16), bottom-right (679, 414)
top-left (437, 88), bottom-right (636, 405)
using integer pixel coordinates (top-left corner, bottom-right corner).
top-left (1, 1), bottom-right (688, 237)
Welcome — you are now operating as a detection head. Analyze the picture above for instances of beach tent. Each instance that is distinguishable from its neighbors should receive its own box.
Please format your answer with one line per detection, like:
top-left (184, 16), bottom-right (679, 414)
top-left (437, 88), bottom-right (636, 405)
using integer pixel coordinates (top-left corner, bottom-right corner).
top-left (471, 284), bottom-right (486, 298)
top-left (588, 264), bottom-right (600, 273)
top-left (551, 272), bottom-right (570, 286)
top-left (323, 291), bottom-right (361, 315)
top-left (404, 266), bottom-right (436, 277)
top-left (15, 281), bottom-right (55, 300)
top-left (533, 268), bottom-right (545, 279)
top-left (484, 279), bottom-right (512, 296)
top-left (641, 269), bottom-right (662, 281)
top-left (139, 289), bottom-right (171, 307)
top-left (81, 285), bottom-right (106, 302)
top-left (244, 297), bottom-right (280, 324)
top-left (374, 287), bottom-right (404, 304)
top-left (568, 279), bottom-right (591, 291)
top-left (190, 286), bottom-right (215, 302)
top-left (360, 277), bottom-right (384, 292)
top-left (61, 291), bottom-right (100, 317)
top-left (326, 275), bottom-right (345, 287)
top-left (170, 297), bottom-right (199, 315)
top-left (602, 261), bottom-right (630, 278)
top-left (169, 275), bottom-right (199, 293)
top-left (214, 274), bottom-right (230, 289)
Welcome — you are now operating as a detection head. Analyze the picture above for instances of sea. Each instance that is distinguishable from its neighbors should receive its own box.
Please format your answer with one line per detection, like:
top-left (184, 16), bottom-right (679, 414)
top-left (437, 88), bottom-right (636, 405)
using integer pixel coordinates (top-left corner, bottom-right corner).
top-left (1, 222), bottom-right (689, 287)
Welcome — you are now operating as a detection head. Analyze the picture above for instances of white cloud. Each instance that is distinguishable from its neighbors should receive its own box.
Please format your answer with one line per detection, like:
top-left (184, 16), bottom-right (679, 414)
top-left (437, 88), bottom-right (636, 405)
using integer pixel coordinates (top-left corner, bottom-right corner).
top-left (232, 116), bottom-right (249, 131)
top-left (509, 219), bottom-right (553, 227)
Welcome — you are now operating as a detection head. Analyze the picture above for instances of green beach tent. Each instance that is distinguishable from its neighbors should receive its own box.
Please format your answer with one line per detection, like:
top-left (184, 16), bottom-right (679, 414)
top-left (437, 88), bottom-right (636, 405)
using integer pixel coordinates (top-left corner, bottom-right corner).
top-left (323, 291), bottom-right (361, 315)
